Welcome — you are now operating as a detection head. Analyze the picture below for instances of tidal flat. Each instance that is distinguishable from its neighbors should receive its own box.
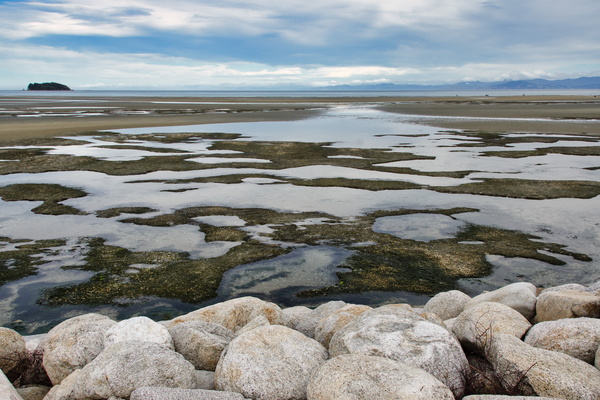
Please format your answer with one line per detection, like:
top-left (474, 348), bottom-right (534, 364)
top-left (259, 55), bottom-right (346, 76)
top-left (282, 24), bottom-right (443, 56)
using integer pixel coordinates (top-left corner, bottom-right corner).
top-left (1, 94), bottom-right (599, 333)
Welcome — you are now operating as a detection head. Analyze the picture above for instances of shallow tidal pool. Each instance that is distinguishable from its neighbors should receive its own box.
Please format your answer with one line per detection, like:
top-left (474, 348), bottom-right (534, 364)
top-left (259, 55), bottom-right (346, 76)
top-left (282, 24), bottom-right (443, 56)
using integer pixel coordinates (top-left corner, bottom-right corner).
top-left (1, 105), bottom-right (599, 333)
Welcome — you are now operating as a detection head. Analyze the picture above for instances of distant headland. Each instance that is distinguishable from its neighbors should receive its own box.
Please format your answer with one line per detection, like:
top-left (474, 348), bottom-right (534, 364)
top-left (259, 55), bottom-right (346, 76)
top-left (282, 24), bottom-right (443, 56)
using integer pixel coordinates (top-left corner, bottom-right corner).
top-left (27, 82), bottom-right (72, 91)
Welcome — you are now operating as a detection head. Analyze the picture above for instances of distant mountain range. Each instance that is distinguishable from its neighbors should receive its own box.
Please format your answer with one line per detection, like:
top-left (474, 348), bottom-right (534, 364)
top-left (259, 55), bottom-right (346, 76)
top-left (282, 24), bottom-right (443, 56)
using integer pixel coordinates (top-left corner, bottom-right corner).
top-left (323, 76), bottom-right (600, 91)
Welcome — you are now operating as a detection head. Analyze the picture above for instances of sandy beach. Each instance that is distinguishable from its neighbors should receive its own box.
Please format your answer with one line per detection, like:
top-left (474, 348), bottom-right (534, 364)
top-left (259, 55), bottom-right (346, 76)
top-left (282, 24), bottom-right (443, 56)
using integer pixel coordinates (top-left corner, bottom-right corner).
top-left (1, 94), bottom-right (599, 141)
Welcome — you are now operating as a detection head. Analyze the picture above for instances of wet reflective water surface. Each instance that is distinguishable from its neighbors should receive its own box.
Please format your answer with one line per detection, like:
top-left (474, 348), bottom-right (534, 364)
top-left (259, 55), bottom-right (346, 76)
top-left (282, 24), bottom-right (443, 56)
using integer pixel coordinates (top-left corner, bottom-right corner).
top-left (1, 105), bottom-right (599, 332)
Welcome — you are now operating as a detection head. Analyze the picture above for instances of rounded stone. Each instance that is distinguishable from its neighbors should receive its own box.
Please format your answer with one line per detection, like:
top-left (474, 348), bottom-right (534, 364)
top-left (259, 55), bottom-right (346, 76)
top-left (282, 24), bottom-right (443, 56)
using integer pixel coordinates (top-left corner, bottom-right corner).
top-left (169, 320), bottom-right (234, 371)
top-left (524, 317), bottom-right (600, 364)
top-left (452, 302), bottom-right (531, 354)
top-left (104, 316), bottom-right (174, 349)
top-left (307, 354), bottom-right (454, 400)
top-left (0, 327), bottom-right (28, 375)
top-left (423, 290), bottom-right (471, 320)
top-left (42, 313), bottom-right (116, 385)
top-left (215, 325), bottom-right (328, 400)
top-left (329, 306), bottom-right (468, 398)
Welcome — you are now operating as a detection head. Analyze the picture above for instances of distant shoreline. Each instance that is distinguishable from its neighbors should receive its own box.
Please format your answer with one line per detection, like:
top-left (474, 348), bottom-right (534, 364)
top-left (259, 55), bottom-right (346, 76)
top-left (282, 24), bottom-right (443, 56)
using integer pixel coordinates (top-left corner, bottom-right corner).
top-left (1, 94), bottom-right (599, 141)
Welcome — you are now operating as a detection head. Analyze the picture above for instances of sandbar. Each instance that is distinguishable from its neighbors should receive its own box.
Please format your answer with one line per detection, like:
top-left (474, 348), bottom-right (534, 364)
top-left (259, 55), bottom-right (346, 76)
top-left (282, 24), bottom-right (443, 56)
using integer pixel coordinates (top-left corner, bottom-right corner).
top-left (1, 94), bottom-right (599, 141)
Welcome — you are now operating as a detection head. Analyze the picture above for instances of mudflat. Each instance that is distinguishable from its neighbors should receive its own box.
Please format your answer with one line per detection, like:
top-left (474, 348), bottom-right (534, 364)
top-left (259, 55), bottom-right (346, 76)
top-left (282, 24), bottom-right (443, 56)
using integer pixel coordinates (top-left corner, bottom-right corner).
top-left (1, 94), bottom-right (599, 141)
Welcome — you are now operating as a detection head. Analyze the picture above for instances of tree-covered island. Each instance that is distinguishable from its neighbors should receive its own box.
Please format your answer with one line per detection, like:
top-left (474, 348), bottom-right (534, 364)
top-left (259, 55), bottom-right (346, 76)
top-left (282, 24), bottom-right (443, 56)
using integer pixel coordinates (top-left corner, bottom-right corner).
top-left (27, 82), bottom-right (72, 91)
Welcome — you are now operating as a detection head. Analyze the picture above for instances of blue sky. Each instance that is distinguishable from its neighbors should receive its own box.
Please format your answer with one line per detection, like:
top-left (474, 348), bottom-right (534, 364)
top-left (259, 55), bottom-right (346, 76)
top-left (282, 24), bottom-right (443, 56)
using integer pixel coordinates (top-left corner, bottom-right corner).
top-left (1, 0), bottom-right (599, 89)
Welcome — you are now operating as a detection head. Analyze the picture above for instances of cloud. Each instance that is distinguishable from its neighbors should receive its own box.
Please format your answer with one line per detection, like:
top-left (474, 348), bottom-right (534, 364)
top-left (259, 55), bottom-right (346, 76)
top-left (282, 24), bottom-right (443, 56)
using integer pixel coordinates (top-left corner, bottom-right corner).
top-left (0, 0), bottom-right (598, 88)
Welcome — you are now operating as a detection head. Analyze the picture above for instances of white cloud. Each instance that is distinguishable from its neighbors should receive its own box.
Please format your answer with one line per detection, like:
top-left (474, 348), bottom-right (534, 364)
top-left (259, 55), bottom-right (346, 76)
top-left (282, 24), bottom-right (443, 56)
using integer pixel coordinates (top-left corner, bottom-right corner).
top-left (0, 0), bottom-right (598, 88)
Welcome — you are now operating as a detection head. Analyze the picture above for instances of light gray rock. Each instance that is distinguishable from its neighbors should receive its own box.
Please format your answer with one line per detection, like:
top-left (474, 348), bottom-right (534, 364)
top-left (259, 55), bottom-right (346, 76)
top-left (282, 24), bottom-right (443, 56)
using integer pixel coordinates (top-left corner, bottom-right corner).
top-left (22, 334), bottom-right (46, 353)
top-left (167, 296), bottom-right (284, 333)
top-left (234, 315), bottom-right (270, 337)
top-left (587, 281), bottom-right (600, 295)
top-left (74, 341), bottom-right (197, 399)
top-left (104, 316), bottom-right (174, 349)
top-left (465, 282), bottom-right (537, 320)
top-left (294, 301), bottom-right (347, 338)
top-left (169, 321), bottom-right (234, 371)
top-left (452, 302), bottom-right (531, 354)
top-left (418, 311), bottom-right (448, 330)
top-left (42, 369), bottom-right (82, 400)
top-left (486, 333), bottom-right (600, 399)
top-left (536, 290), bottom-right (600, 322)
top-left (281, 306), bottom-right (313, 331)
top-left (0, 327), bottom-right (28, 376)
top-left (329, 305), bottom-right (468, 398)
top-left (306, 353), bottom-right (454, 400)
top-left (444, 317), bottom-right (457, 331)
top-left (541, 283), bottom-right (587, 293)
top-left (15, 385), bottom-right (49, 400)
top-left (215, 325), bottom-right (328, 400)
top-left (463, 396), bottom-right (564, 399)
top-left (596, 345), bottom-right (600, 369)
top-left (130, 387), bottom-right (249, 400)
top-left (194, 370), bottom-right (215, 390)
top-left (0, 370), bottom-right (23, 400)
top-left (524, 317), bottom-right (600, 364)
top-left (423, 290), bottom-right (471, 320)
top-left (42, 313), bottom-right (116, 385)
top-left (314, 304), bottom-right (371, 348)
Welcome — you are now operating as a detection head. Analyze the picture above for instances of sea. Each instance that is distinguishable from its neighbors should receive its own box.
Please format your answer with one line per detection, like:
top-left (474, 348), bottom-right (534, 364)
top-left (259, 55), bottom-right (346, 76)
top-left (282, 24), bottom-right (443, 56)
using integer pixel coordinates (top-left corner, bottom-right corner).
top-left (1, 89), bottom-right (599, 98)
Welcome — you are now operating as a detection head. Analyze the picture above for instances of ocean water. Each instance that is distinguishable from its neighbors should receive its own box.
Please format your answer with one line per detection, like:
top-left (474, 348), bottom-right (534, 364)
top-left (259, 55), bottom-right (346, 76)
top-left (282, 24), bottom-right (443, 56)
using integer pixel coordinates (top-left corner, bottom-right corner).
top-left (1, 89), bottom-right (599, 98)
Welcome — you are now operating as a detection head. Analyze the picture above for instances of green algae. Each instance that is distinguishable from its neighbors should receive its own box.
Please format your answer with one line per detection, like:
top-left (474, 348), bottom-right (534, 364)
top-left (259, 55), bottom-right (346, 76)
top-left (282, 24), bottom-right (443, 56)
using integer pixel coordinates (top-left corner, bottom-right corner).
top-left (96, 207), bottom-right (158, 218)
top-left (0, 128), bottom-right (597, 310)
top-left (435, 179), bottom-right (600, 199)
top-left (483, 146), bottom-right (600, 158)
top-left (0, 183), bottom-right (88, 215)
top-left (0, 238), bottom-right (67, 286)
top-left (38, 239), bottom-right (288, 306)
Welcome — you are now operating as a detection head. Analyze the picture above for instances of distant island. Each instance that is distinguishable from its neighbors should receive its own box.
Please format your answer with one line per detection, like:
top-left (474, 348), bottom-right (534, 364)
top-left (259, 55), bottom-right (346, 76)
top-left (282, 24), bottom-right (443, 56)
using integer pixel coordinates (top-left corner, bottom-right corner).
top-left (27, 82), bottom-right (72, 91)
top-left (323, 76), bottom-right (600, 91)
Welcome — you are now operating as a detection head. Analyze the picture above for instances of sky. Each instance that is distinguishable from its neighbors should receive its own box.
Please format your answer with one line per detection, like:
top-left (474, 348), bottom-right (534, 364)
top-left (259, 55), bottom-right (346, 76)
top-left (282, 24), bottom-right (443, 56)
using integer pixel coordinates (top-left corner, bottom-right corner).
top-left (1, 0), bottom-right (599, 90)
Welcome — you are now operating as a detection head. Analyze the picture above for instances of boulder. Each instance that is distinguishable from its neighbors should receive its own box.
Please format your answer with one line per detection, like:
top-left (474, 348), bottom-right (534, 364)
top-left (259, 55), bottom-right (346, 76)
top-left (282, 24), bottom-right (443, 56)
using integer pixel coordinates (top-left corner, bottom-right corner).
top-left (423, 290), bottom-right (471, 320)
top-left (294, 301), bottom-right (347, 338)
top-left (587, 280), bottom-right (600, 295)
top-left (596, 345), bottom-right (599, 369)
top-left (42, 369), bottom-right (82, 400)
top-left (169, 321), bottom-right (234, 371)
top-left (22, 334), bottom-right (46, 353)
top-left (306, 353), bottom-right (454, 400)
top-left (452, 302), bottom-right (531, 354)
top-left (329, 306), bottom-right (468, 398)
top-left (72, 341), bottom-right (197, 399)
top-left (418, 311), bottom-right (448, 330)
top-left (281, 306), bottom-right (313, 331)
top-left (541, 283), bottom-right (587, 293)
top-left (486, 333), bottom-right (600, 399)
top-left (465, 282), bottom-right (537, 320)
top-left (42, 313), bottom-right (116, 385)
top-left (167, 297), bottom-right (284, 332)
top-left (0, 370), bottom-right (23, 400)
top-left (463, 396), bottom-right (564, 399)
top-left (314, 304), bottom-right (371, 348)
top-left (234, 316), bottom-right (270, 337)
top-left (524, 317), bottom-right (600, 364)
top-left (0, 327), bottom-right (28, 376)
top-left (104, 316), bottom-right (174, 349)
top-left (215, 325), bottom-right (328, 400)
top-left (194, 370), bottom-right (215, 390)
top-left (130, 387), bottom-right (249, 400)
top-left (536, 290), bottom-right (600, 322)
top-left (15, 386), bottom-right (50, 400)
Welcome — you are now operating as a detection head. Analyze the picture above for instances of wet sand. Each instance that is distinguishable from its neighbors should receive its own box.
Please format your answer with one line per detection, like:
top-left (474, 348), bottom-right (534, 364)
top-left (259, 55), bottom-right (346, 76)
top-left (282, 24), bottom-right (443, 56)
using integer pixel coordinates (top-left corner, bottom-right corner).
top-left (1, 94), bottom-right (599, 141)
